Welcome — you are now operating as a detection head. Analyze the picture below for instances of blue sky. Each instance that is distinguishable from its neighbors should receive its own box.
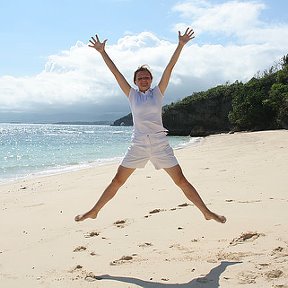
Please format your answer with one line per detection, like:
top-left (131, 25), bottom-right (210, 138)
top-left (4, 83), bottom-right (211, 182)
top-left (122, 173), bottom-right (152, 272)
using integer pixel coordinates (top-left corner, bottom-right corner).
top-left (0, 0), bottom-right (287, 122)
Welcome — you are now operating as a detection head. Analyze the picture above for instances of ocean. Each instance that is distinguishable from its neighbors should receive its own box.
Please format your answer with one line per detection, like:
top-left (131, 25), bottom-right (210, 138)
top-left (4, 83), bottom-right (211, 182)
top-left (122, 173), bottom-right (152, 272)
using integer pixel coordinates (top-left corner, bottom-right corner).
top-left (0, 123), bottom-right (200, 183)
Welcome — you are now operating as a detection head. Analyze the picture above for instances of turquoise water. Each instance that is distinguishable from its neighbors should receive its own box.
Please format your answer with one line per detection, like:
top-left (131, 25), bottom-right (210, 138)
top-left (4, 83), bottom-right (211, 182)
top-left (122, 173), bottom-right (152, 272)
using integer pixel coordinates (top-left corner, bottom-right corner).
top-left (0, 123), bottom-right (197, 183)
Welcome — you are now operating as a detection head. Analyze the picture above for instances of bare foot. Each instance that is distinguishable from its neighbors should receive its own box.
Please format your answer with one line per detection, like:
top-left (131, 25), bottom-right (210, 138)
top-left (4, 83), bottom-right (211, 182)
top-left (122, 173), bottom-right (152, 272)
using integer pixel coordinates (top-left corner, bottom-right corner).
top-left (74, 210), bottom-right (98, 222)
top-left (204, 211), bottom-right (226, 223)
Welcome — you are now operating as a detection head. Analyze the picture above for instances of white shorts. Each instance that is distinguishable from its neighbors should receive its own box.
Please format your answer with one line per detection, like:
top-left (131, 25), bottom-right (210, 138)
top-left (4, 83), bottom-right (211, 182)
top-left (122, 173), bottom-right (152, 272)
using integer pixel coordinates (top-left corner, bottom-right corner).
top-left (121, 133), bottom-right (179, 170)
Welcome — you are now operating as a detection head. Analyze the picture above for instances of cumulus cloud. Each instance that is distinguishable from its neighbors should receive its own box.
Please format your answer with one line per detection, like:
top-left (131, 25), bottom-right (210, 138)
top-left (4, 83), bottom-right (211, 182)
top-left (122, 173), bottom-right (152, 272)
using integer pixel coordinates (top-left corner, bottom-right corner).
top-left (0, 33), bottom-right (179, 121)
top-left (0, 0), bottom-right (287, 122)
top-left (173, 0), bottom-right (265, 35)
top-left (173, 0), bottom-right (288, 47)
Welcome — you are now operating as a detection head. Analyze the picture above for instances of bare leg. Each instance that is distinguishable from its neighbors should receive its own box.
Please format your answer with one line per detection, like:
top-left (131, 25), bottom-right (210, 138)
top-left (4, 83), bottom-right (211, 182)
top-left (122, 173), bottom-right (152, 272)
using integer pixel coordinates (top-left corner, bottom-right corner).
top-left (75, 165), bottom-right (135, 222)
top-left (164, 165), bottom-right (226, 223)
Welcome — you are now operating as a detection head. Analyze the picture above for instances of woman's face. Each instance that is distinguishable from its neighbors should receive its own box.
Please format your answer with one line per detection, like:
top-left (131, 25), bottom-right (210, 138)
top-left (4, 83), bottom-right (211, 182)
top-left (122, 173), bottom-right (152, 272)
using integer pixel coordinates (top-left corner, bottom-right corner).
top-left (134, 70), bottom-right (152, 92)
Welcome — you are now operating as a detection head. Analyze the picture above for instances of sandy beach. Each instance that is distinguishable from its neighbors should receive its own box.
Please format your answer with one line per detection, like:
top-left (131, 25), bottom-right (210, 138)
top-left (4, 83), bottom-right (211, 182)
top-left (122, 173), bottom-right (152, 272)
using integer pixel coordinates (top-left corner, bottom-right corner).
top-left (0, 130), bottom-right (287, 287)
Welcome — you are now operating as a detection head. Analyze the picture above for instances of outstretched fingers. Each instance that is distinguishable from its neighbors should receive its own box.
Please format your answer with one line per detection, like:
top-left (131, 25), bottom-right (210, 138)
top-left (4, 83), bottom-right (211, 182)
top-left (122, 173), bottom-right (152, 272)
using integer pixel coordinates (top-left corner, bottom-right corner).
top-left (88, 36), bottom-right (97, 47)
top-left (178, 27), bottom-right (195, 44)
top-left (184, 28), bottom-right (195, 40)
top-left (186, 28), bottom-right (194, 36)
top-left (88, 40), bottom-right (95, 47)
top-left (88, 34), bottom-right (108, 51)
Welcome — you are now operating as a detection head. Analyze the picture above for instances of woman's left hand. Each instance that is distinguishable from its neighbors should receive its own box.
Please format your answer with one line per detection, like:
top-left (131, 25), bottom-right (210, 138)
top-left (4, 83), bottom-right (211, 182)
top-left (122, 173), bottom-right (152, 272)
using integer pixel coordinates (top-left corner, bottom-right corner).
top-left (178, 28), bottom-right (195, 45)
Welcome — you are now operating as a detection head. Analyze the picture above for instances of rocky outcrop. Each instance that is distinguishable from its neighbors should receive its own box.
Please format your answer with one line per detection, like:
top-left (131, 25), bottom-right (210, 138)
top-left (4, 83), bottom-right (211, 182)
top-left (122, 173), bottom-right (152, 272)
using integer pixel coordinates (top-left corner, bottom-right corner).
top-left (112, 113), bottom-right (133, 126)
top-left (162, 86), bottom-right (233, 136)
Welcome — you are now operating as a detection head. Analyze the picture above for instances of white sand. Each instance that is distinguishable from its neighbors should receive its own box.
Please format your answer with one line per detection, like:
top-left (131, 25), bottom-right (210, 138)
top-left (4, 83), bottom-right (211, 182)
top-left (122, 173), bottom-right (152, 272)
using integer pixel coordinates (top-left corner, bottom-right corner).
top-left (0, 130), bottom-right (287, 287)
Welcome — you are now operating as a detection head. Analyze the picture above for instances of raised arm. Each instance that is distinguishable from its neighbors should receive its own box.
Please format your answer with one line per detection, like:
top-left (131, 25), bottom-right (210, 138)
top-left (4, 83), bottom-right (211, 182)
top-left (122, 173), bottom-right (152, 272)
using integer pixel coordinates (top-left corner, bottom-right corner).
top-left (158, 28), bottom-right (195, 95)
top-left (89, 35), bottom-right (131, 97)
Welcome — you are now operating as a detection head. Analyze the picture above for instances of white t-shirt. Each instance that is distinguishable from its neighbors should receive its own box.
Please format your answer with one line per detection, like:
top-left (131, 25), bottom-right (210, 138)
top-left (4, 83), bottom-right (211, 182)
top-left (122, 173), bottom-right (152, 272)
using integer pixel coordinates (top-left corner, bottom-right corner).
top-left (128, 86), bottom-right (167, 137)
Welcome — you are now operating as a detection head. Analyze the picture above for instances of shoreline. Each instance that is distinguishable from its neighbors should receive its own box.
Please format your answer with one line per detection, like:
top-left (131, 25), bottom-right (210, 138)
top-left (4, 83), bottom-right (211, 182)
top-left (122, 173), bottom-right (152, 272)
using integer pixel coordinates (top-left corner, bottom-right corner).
top-left (0, 134), bottom-right (200, 185)
top-left (1, 130), bottom-right (287, 287)
top-left (0, 156), bottom-right (123, 186)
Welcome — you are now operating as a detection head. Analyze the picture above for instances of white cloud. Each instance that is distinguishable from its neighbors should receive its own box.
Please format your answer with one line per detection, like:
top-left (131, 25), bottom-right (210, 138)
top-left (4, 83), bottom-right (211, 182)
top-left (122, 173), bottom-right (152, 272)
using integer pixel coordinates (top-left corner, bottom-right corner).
top-left (0, 33), bottom-right (178, 118)
top-left (173, 0), bottom-right (265, 35)
top-left (0, 0), bottom-right (287, 122)
top-left (168, 0), bottom-right (288, 93)
top-left (173, 0), bottom-right (288, 47)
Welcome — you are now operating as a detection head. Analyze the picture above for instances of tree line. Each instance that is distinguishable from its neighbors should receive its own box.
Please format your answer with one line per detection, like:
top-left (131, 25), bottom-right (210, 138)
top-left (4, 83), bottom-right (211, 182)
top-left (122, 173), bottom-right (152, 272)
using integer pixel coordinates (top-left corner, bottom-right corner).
top-left (162, 54), bottom-right (288, 136)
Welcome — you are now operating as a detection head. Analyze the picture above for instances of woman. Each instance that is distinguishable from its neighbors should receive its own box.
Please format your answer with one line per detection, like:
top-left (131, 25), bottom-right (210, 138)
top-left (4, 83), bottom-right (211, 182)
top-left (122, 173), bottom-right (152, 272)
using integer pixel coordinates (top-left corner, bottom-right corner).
top-left (75, 28), bottom-right (226, 224)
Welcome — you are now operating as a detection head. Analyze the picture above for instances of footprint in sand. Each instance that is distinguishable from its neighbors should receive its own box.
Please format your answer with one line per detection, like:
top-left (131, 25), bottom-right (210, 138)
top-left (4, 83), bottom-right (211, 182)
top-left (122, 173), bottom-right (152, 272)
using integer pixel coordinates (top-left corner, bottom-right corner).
top-left (69, 266), bottom-right (100, 282)
top-left (73, 246), bottom-right (87, 252)
top-left (169, 243), bottom-right (190, 252)
top-left (238, 271), bottom-right (258, 284)
top-left (113, 219), bottom-right (129, 228)
top-left (147, 204), bottom-right (190, 217)
top-left (265, 269), bottom-right (283, 280)
top-left (144, 208), bottom-right (164, 218)
top-left (70, 264), bottom-right (83, 272)
top-left (271, 246), bottom-right (288, 257)
top-left (217, 251), bottom-right (254, 261)
top-left (170, 203), bottom-right (191, 211)
top-left (178, 203), bottom-right (190, 207)
top-left (84, 272), bottom-right (101, 282)
top-left (138, 242), bottom-right (153, 248)
top-left (84, 272), bottom-right (104, 282)
top-left (149, 208), bottom-right (163, 214)
top-left (230, 232), bottom-right (264, 246)
top-left (238, 200), bottom-right (261, 204)
top-left (84, 231), bottom-right (100, 238)
top-left (110, 255), bottom-right (136, 266)
top-left (255, 263), bottom-right (270, 271)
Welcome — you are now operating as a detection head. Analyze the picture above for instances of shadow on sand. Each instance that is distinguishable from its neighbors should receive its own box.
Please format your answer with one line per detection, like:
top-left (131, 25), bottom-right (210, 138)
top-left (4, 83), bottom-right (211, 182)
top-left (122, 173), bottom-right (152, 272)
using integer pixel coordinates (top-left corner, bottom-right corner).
top-left (96, 261), bottom-right (242, 287)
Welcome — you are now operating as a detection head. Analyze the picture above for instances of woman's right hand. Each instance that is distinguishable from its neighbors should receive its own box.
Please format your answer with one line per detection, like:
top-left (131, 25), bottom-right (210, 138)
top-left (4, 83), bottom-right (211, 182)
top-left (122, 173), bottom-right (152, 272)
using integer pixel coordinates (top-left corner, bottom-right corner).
top-left (88, 34), bottom-right (107, 53)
